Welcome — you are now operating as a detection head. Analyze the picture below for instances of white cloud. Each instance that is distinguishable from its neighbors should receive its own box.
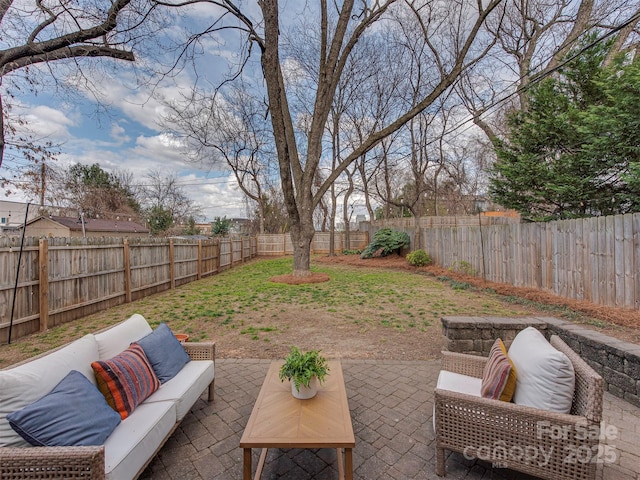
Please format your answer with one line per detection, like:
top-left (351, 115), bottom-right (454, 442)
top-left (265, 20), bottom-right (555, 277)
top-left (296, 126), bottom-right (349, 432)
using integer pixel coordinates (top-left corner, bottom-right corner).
top-left (110, 123), bottom-right (131, 144)
top-left (15, 105), bottom-right (76, 141)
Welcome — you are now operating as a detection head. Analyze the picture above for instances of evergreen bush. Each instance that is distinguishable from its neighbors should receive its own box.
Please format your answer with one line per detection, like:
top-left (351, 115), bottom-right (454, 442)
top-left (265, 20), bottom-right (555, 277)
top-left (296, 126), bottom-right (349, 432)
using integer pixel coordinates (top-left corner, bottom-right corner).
top-left (360, 228), bottom-right (410, 258)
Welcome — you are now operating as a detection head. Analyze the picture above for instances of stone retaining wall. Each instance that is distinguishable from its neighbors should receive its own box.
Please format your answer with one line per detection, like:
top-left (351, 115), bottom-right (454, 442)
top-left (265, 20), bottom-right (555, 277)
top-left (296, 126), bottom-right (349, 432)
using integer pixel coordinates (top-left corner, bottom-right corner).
top-left (441, 316), bottom-right (640, 408)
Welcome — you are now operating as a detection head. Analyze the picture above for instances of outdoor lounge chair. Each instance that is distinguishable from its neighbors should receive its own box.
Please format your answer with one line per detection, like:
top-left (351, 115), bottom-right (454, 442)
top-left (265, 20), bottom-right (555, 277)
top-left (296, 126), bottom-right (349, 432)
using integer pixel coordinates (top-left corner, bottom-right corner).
top-left (434, 334), bottom-right (604, 480)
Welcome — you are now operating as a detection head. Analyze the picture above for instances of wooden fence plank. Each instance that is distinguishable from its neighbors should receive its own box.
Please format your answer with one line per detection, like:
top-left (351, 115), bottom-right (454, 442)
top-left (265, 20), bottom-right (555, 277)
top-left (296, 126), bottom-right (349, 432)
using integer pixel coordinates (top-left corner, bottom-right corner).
top-left (124, 239), bottom-right (132, 303)
top-left (38, 239), bottom-right (48, 332)
top-left (623, 214), bottom-right (634, 308)
top-left (587, 218), bottom-right (600, 303)
top-left (169, 239), bottom-right (175, 289)
top-left (605, 216), bottom-right (616, 306)
top-left (614, 215), bottom-right (625, 307)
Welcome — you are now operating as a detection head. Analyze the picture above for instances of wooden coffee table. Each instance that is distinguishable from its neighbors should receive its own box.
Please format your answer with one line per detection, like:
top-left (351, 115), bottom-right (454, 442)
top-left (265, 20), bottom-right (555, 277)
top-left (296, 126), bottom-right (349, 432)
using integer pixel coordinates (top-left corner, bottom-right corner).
top-left (240, 360), bottom-right (355, 480)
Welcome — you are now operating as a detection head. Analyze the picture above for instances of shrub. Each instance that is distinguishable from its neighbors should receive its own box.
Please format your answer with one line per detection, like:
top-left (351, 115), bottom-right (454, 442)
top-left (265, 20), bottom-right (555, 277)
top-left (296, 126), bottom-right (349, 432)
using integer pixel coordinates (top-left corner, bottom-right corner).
top-left (406, 249), bottom-right (432, 267)
top-left (450, 260), bottom-right (477, 276)
top-left (360, 228), bottom-right (410, 258)
top-left (211, 216), bottom-right (232, 236)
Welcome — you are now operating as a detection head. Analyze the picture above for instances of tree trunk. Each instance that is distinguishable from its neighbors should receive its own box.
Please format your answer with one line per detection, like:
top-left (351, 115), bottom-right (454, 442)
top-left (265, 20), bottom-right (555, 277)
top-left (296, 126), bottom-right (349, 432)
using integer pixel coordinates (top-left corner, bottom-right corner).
top-left (328, 182), bottom-right (337, 256)
top-left (0, 92), bottom-right (4, 169)
top-left (290, 218), bottom-right (315, 276)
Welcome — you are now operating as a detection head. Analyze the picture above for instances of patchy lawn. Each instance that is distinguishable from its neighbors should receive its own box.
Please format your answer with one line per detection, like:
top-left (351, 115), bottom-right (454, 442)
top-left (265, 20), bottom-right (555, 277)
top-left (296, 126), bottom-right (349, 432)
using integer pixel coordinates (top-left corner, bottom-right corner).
top-left (1, 255), bottom-right (635, 368)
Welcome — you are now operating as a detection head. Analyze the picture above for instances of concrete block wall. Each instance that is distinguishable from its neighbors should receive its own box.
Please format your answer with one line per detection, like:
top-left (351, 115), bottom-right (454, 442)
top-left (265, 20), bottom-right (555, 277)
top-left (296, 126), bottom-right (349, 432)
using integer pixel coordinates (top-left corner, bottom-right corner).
top-left (441, 316), bottom-right (640, 408)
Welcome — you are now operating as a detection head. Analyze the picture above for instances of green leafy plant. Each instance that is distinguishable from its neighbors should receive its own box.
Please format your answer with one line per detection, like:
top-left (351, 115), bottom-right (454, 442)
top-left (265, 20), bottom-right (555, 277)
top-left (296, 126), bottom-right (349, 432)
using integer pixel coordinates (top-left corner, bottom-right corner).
top-left (278, 346), bottom-right (329, 391)
top-left (406, 249), bottom-right (432, 267)
top-left (450, 260), bottom-right (477, 276)
top-left (211, 216), bottom-right (232, 236)
top-left (360, 228), bottom-right (410, 258)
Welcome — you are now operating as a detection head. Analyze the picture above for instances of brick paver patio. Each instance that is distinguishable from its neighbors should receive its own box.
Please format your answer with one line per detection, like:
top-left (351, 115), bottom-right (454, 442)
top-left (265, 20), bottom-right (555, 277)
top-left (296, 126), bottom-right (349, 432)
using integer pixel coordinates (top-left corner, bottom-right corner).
top-left (141, 359), bottom-right (640, 480)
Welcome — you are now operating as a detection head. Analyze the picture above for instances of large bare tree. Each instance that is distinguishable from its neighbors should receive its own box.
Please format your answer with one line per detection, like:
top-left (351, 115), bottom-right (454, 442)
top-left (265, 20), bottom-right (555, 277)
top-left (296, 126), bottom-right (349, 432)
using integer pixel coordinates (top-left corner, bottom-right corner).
top-left (160, 0), bottom-right (501, 276)
top-left (0, 0), bottom-right (163, 168)
top-left (164, 82), bottom-right (278, 233)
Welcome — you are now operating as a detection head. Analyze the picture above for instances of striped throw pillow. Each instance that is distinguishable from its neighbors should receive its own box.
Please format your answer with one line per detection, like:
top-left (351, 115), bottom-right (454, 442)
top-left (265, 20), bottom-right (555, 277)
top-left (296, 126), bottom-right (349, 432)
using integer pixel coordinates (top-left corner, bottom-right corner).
top-left (91, 343), bottom-right (160, 420)
top-left (481, 338), bottom-right (517, 402)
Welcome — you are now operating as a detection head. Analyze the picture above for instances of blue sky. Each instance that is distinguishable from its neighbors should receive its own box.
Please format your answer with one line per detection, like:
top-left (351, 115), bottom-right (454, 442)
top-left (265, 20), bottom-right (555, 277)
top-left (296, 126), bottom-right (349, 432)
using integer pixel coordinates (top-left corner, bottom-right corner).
top-left (0, 3), bottom-right (269, 221)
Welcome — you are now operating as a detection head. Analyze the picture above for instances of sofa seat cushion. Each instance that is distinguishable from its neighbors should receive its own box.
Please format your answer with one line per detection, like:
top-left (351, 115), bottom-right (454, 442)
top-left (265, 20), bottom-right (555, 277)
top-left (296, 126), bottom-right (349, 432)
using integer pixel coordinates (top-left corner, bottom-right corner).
top-left (434, 370), bottom-right (482, 433)
top-left (145, 360), bottom-right (214, 421)
top-left (0, 334), bottom-right (99, 447)
top-left (508, 327), bottom-right (575, 413)
top-left (104, 400), bottom-right (176, 480)
top-left (138, 323), bottom-right (191, 383)
top-left (7, 370), bottom-right (121, 447)
top-left (436, 370), bottom-right (482, 397)
top-left (95, 314), bottom-right (152, 360)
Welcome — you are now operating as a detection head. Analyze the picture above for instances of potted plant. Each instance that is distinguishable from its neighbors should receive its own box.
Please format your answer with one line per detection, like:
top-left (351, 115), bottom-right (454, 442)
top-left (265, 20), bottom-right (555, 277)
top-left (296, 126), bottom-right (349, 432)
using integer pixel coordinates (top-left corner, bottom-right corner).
top-left (278, 346), bottom-right (329, 399)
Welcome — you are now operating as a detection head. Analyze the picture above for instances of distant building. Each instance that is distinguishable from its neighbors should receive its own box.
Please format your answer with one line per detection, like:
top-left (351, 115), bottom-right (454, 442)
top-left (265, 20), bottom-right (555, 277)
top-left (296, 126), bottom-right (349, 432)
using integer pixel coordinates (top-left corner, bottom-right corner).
top-left (23, 215), bottom-right (149, 238)
top-left (196, 223), bottom-right (212, 235)
top-left (0, 201), bottom-right (78, 235)
top-left (230, 218), bottom-right (253, 235)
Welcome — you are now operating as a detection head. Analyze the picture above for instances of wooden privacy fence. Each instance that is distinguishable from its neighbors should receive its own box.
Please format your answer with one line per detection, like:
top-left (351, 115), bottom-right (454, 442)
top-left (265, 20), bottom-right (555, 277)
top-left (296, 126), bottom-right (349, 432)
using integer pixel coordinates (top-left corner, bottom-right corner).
top-left (372, 213), bottom-right (640, 311)
top-left (257, 232), bottom-right (369, 256)
top-left (0, 236), bottom-right (257, 343)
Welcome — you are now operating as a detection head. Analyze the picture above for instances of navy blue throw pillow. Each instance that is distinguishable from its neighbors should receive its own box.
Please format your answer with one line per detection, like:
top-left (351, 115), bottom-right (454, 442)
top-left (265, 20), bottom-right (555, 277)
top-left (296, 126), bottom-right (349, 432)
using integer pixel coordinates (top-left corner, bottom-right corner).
top-left (7, 370), bottom-right (121, 446)
top-left (137, 323), bottom-right (191, 383)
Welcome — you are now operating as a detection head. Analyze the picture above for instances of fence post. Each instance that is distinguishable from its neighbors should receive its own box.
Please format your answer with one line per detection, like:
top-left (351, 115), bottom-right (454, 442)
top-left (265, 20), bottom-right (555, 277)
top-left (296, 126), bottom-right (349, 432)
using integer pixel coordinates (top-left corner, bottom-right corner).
top-left (123, 239), bottom-right (132, 303)
top-left (229, 237), bottom-right (234, 266)
top-left (198, 240), bottom-right (203, 280)
top-left (38, 238), bottom-right (49, 332)
top-left (169, 239), bottom-right (175, 289)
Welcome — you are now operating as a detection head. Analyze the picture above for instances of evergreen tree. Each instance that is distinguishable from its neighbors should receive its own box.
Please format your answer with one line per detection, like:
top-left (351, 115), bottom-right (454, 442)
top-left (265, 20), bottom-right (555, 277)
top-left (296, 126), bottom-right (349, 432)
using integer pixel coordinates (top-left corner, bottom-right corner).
top-left (148, 206), bottom-right (173, 236)
top-left (211, 216), bottom-right (232, 236)
top-left (490, 38), bottom-right (640, 221)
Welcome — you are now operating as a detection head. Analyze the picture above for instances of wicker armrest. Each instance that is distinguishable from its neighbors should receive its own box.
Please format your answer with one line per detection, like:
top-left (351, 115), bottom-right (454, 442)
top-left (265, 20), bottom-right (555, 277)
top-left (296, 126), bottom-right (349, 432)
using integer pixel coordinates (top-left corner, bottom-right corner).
top-left (440, 351), bottom-right (487, 379)
top-left (182, 341), bottom-right (216, 401)
top-left (550, 336), bottom-right (603, 423)
top-left (0, 445), bottom-right (105, 480)
top-left (183, 342), bottom-right (216, 362)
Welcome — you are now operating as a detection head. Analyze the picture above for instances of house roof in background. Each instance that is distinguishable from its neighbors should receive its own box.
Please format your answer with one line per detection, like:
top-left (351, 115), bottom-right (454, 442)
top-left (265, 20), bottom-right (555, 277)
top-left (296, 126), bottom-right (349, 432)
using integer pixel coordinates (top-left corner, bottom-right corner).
top-left (27, 215), bottom-right (149, 234)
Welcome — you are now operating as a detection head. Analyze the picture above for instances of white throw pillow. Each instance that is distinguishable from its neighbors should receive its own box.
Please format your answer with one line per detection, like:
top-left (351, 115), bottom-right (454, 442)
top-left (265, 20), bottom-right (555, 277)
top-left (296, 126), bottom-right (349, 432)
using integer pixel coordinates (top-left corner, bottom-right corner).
top-left (95, 313), bottom-right (152, 360)
top-left (508, 327), bottom-right (575, 413)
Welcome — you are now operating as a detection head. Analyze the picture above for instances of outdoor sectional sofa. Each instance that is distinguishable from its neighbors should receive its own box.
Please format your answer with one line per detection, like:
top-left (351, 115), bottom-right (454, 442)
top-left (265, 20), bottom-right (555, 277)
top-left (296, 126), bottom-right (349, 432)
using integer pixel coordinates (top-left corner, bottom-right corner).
top-left (0, 314), bottom-right (215, 480)
top-left (434, 327), bottom-right (604, 480)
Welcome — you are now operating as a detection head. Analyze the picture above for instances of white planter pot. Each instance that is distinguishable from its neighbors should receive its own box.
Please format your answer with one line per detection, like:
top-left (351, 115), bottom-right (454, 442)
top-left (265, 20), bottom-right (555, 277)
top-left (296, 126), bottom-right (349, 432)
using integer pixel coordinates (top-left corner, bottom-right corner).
top-left (291, 376), bottom-right (318, 399)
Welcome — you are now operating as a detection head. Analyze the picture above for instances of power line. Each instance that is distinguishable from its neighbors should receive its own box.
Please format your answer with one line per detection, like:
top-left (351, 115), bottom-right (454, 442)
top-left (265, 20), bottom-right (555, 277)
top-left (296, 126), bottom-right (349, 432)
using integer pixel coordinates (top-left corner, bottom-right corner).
top-left (428, 8), bottom-right (640, 147)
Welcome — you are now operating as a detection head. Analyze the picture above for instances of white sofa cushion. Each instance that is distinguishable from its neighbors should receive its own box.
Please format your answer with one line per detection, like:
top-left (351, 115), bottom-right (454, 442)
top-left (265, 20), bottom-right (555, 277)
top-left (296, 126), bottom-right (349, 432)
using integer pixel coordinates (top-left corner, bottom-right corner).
top-left (434, 370), bottom-right (482, 432)
top-left (0, 334), bottom-right (98, 447)
top-left (95, 314), bottom-right (152, 360)
top-left (104, 400), bottom-right (176, 480)
top-left (146, 361), bottom-right (214, 420)
top-left (436, 370), bottom-right (482, 397)
top-left (508, 327), bottom-right (575, 413)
